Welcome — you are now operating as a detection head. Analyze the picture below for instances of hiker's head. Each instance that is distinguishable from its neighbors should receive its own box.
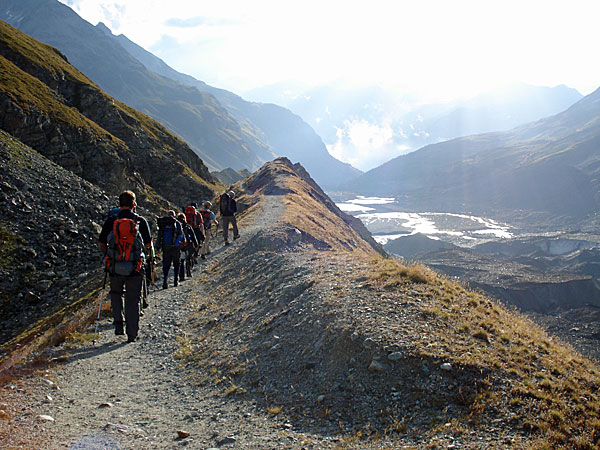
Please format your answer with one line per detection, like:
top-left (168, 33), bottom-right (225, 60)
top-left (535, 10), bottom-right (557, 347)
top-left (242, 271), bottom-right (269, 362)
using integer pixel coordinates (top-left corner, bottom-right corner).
top-left (119, 190), bottom-right (136, 209)
top-left (203, 201), bottom-right (212, 208)
top-left (190, 202), bottom-right (198, 208)
top-left (177, 213), bottom-right (186, 223)
top-left (228, 191), bottom-right (235, 199)
top-left (168, 210), bottom-right (176, 218)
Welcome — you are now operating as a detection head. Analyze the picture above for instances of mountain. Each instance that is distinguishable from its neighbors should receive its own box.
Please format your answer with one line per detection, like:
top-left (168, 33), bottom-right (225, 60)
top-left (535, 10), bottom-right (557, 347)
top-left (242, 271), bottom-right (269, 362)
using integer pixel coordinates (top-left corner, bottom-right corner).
top-left (0, 0), bottom-right (268, 171)
top-left (0, 20), bottom-right (218, 209)
top-left (211, 167), bottom-right (252, 187)
top-left (104, 24), bottom-right (362, 189)
top-left (424, 83), bottom-right (583, 140)
top-left (345, 87), bottom-right (600, 224)
top-left (245, 82), bottom-right (582, 171)
top-left (0, 0), bottom-right (361, 188)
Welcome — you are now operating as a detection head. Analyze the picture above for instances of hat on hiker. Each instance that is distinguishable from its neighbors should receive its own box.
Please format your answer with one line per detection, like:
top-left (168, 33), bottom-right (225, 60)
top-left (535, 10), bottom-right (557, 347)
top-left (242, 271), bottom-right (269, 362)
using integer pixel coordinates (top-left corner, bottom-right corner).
top-left (203, 201), bottom-right (212, 208)
top-left (177, 213), bottom-right (186, 222)
top-left (191, 202), bottom-right (198, 208)
top-left (228, 191), bottom-right (235, 198)
top-left (168, 210), bottom-right (176, 218)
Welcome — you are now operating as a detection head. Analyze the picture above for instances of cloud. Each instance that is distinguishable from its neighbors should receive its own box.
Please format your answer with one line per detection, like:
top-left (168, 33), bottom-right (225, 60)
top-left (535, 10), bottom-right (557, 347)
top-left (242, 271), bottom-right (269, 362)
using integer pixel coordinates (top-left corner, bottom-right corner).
top-left (165, 16), bottom-right (239, 28)
top-left (327, 119), bottom-right (409, 171)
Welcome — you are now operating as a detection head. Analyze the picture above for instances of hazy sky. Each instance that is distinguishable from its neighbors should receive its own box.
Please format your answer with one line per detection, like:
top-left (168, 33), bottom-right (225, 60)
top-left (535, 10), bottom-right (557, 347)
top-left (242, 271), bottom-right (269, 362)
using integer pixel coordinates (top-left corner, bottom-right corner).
top-left (59, 0), bottom-right (600, 101)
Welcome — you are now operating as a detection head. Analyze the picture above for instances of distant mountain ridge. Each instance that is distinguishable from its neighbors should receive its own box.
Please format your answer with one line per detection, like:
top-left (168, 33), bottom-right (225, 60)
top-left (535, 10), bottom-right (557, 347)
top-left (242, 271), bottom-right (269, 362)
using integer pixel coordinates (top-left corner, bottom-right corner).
top-left (103, 23), bottom-right (362, 188)
top-left (0, 0), bottom-right (361, 189)
top-left (346, 87), bottom-right (600, 224)
top-left (246, 82), bottom-right (582, 170)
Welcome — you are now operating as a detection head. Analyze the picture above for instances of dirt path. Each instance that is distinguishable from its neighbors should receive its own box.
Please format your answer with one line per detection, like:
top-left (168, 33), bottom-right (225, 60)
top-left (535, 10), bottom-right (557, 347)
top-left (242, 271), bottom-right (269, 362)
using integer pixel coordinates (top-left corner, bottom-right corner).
top-left (34, 195), bottom-right (297, 450)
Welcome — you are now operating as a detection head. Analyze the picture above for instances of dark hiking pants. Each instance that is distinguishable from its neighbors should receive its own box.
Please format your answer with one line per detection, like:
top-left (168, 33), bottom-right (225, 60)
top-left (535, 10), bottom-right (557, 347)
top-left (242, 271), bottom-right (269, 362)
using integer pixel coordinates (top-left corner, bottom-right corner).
top-left (110, 273), bottom-right (142, 339)
top-left (177, 255), bottom-right (193, 280)
top-left (222, 215), bottom-right (239, 243)
top-left (162, 247), bottom-right (180, 285)
top-left (193, 228), bottom-right (203, 260)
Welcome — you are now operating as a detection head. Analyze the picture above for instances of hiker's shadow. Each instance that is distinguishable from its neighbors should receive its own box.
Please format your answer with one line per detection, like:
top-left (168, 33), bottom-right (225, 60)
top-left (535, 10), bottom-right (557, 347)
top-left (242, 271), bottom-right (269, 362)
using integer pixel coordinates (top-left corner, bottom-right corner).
top-left (60, 337), bottom-right (129, 363)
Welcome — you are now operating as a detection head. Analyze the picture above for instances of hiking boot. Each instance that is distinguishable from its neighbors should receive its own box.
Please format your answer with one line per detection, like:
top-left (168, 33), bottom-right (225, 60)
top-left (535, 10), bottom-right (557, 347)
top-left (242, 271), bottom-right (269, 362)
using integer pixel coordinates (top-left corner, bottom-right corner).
top-left (179, 276), bottom-right (185, 282)
top-left (233, 234), bottom-right (240, 240)
top-left (127, 335), bottom-right (137, 343)
top-left (224, 241), bottom-right (230, 246)
top-left (162, 280), bottom-right (168, 289)
top-left (201, 254), bottom-right (206, 260)
top-left (174, 279), bottom-right (178, 287)
top-left (115, 323), bottom-right (124, 336)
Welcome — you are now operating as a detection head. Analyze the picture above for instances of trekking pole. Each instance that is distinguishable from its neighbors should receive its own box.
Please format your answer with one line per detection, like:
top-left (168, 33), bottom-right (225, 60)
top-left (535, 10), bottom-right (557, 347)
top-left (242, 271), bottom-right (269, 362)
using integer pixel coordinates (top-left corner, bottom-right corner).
top-left (140, 274), bottom-right (147, 316)
top-left (152, 260), bottom-right (158, 308)
top-left (93, 271), bottom-right (108, 345)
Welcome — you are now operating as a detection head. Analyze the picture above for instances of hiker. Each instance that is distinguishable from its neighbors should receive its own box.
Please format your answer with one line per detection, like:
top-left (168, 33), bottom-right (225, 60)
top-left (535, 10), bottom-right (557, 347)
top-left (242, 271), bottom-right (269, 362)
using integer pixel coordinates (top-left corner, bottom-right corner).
top-left (98, 190), bottom-right (153, 342)
top-left (107, 204), bottom-right (151, 313)
top-left (185, 202), bottom-right (205, 263)
top-left (219, 190), bottom-right (239, 245)
top-left (177, 212), bottom-right (198, 281)
top-left (199, 201), bottom-right (218, 259)
top-left (156, 210), bottom-right (183, 289)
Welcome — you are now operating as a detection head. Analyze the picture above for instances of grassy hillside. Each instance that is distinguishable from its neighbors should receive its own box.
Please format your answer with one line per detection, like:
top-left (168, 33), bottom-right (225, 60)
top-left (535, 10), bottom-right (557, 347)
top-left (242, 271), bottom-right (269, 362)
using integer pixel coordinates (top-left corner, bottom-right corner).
top-left (0, 19), bottom-right (219, 208)
top-left (0, 0), bottom-right (267, 172)
top-left (175, 160), bottom-right (600, 449)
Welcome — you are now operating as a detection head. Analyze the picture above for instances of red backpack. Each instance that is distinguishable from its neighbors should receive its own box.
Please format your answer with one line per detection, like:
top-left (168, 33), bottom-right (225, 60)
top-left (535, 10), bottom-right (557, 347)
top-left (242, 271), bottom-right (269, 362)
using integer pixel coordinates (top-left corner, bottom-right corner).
top-left (106, 218), bottom-right (145, 275)
top-left (185, 205), bottom-right (200, 229)
top-left (200, 209), bottom-right (212, 229)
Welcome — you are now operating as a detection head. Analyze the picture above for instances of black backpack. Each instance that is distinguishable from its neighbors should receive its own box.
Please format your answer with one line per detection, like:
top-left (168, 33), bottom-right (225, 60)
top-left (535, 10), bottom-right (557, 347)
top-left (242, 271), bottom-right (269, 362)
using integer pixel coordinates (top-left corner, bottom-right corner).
top-left (219, 193), bottom-right (231, 215)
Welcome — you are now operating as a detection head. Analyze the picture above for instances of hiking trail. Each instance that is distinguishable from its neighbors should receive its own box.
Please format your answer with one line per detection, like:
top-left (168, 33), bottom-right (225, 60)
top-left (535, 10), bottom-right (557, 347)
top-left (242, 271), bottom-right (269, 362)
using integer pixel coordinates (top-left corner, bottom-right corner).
top-left (19, 195), bottom-right (301, 450)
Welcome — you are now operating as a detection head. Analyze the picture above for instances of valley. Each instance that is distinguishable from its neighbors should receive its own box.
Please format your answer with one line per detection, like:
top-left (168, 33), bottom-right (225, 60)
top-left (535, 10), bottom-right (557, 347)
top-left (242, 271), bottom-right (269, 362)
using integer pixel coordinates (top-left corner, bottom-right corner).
top-left (335, 195), bottom-right (600, 361)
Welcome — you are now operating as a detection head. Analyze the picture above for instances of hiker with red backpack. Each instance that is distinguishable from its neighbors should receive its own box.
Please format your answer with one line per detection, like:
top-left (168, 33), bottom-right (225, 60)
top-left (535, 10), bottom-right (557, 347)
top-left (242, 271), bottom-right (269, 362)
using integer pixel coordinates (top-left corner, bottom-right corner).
top-left (177, 212), bottom-right (198, 281)
top-left (185, 202), bottom-right (205, 263)
top-left (98, 190), bottom-right (153, 343)
top-left (219, 190), bottom-right (239, 245)
top-left (156, 210), bottom-right (184, 289)
top-left (199, 201), bottom-right (218, 259)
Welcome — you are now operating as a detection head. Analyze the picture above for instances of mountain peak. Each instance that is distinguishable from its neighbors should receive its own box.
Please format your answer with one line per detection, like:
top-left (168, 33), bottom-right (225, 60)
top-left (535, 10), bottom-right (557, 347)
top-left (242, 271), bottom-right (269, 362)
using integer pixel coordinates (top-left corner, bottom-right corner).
top-left (95, 21), bottom-right (112, 36)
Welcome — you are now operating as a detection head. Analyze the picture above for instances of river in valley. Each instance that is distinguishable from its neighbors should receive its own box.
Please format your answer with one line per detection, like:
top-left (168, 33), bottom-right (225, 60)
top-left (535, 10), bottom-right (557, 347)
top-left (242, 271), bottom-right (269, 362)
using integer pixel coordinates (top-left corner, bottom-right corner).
top-left (336, 195), bottom-right (514, 247)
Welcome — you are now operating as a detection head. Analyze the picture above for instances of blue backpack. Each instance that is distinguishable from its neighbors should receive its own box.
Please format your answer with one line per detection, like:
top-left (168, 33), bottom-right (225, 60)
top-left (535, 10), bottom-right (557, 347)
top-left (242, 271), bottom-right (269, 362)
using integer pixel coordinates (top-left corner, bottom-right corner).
top-left (157, 216), bottom-right (181, 249)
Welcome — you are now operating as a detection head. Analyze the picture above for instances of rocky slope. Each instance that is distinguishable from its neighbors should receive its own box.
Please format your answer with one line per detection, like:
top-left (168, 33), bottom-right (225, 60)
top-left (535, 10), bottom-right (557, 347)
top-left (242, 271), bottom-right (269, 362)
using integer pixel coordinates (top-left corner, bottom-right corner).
top-left (1, 158), bottom-right (599, 450)
top-left (0, 130), bottom-right (112, 351)
top-left (0, 19), bottom-right (218, 209)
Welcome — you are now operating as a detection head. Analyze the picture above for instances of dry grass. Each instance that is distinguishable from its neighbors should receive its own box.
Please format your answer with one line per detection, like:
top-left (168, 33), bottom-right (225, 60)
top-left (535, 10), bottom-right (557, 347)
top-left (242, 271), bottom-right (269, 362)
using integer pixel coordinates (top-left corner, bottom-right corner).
top-left (363, 254), bottom-right (600, 449)
top-left (367, 256), bottom-right (435, 286)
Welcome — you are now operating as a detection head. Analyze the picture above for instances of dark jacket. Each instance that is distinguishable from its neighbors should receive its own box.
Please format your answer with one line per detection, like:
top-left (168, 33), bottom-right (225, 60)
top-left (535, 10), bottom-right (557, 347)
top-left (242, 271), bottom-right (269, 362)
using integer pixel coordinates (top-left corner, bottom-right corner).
top-left (181, 222), bottom-right (199, 249)
top-left (222, 197), bottom-right (237, 216)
